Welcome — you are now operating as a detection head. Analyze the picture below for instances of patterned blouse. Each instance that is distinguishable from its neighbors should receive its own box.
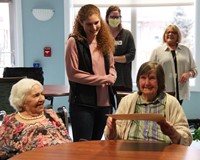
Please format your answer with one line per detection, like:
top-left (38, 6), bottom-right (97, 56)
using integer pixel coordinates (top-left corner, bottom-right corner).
top-left (0, 109), bottom-right (71, 156)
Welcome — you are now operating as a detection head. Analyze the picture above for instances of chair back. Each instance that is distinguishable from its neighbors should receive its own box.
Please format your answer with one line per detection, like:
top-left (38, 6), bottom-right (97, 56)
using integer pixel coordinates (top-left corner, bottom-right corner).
top-left (0, 77), bottom-right (25, 114)
top-left (57, 106), bottom-right (69, 129)
top-left (0, 110), bottom-right (6, 124)
top-left (3, 67), bottom-right (44, 84)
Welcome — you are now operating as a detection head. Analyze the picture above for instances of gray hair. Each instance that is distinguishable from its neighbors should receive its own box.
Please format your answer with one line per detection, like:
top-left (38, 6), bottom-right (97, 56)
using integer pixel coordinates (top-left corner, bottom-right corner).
top-left (136, 61), bottom-right (165, 95)
top-left (9, 78), bottom-right (43, 111)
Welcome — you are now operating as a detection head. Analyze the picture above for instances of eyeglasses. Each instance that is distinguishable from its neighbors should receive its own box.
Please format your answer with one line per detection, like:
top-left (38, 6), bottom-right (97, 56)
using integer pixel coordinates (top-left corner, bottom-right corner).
top-left (109, 16), bottom-right (121, 19)
top-left (165, 31), bottom-right (177, 35)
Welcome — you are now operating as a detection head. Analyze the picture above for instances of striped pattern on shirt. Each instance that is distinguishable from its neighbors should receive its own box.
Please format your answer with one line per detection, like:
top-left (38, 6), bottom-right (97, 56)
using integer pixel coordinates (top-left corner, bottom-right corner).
top-left (128, 93), bottom-right (171, 143)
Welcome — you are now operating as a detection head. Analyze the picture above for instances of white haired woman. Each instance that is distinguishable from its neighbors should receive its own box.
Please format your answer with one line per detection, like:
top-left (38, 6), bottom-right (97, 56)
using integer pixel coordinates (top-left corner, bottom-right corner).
top-left (0, 78), bottom-right (71, 159)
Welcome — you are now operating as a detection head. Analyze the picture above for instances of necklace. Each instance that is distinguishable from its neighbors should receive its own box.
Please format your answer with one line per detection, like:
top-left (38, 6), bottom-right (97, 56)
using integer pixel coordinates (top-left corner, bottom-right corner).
top-left (18, 112), bottom-right (44, 120)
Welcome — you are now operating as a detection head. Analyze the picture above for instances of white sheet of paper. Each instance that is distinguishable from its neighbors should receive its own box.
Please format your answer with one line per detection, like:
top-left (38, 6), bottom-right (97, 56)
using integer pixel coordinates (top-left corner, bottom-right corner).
top-left (106, 113), bottom-right (165, 122)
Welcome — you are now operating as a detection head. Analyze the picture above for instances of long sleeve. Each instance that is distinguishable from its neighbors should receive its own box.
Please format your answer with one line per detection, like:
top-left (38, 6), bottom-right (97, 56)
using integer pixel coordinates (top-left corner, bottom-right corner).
top-left (150, 43), bottom-right (198, 100)
top-left (165, 94), bottom-right (193, 146)
top-left (124, 30), bottom-right (136, 63)
top-left (104, 93), bottom-right (192, 146)
top-left (65, 37), bottom-right (116, 86)
top-left (113, 29), bottom-right (135, 89)
top-left (104, 93), bottom-right (138, 140)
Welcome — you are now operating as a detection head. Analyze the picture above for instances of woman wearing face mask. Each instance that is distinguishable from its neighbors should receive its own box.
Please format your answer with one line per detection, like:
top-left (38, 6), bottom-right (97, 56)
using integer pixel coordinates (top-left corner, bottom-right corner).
top-left (106, 5), bottom-right (136, 96)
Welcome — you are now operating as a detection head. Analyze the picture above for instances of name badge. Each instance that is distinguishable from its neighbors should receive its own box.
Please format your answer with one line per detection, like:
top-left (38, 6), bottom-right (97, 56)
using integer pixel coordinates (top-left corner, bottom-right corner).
top-left (115, 40), bottom-right (122, 45)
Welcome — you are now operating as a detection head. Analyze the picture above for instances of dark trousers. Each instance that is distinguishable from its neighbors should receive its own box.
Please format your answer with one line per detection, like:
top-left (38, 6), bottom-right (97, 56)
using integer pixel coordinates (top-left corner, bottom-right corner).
top-left (179, 99), bottom-right (183, 105)
top-left (69, 104), bottom-right (112, 142)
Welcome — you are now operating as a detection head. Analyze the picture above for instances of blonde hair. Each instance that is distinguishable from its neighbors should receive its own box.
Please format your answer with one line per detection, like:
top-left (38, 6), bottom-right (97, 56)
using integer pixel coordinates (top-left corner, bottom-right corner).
top-left (163, 24), bottom-right (182, 43)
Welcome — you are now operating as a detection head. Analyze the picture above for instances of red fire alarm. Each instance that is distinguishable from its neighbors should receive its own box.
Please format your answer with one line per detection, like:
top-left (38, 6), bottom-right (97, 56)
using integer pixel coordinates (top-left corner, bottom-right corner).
top-left (44, 47), bottom-right (52, 57)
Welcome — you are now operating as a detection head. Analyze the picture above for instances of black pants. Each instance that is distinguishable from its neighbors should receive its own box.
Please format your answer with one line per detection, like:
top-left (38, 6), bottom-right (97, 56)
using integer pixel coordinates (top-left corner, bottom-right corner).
top-left (178, 99), bottom-right (183, 105)
top-left (69, 104), bottom-right (112, 142)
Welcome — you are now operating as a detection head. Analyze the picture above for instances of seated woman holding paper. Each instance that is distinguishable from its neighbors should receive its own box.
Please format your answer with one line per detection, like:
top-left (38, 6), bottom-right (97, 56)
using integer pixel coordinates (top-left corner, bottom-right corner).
top-left (104, 61), bottom-right (192, 146)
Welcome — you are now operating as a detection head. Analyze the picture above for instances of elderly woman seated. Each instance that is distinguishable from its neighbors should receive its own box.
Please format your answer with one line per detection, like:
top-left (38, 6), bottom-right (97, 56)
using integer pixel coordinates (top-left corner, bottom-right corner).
top-left (104, 61), bottom-right (192, 146)
top-left (0, 78), bottom-right (71, 159)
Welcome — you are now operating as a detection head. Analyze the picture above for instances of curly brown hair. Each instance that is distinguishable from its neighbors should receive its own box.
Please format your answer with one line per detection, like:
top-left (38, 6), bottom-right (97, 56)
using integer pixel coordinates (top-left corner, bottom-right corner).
top-left (70, 4), bottom-right (115, 56)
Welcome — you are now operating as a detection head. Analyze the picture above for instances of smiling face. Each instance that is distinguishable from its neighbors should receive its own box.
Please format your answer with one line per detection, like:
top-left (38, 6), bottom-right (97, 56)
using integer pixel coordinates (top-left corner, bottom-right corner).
top-left (82, 14), bottom-right (101, 40)
top-left (139, 70), bottom-right (158, 101)
top-left (164, 27), bottom-right (178, 45)
top-left (23, 84), bottom-right (45, 116)
top-left (136, 62), bottom-right (165, 102)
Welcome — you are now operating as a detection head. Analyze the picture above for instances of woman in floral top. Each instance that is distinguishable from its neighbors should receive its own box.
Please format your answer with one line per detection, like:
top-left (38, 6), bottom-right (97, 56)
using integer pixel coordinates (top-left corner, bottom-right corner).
top-left (0, 78), bottom-right (71, 159)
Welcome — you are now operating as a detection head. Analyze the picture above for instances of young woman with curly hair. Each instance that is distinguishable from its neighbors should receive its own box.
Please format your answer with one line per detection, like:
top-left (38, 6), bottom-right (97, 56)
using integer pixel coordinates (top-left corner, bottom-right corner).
top-left (65, 4), bottom-right (116, 142)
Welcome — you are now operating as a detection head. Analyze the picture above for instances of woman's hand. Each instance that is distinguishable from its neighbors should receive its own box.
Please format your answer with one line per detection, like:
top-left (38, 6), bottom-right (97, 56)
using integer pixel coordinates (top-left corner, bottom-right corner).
top-left (104, 74), bottom-right (116, 86)
top-left (106, 117), bottom-right (117, 139)
top-left (157, 120), bottom-right (181, 144)
top-left (107, 117), bottom-right (116, 129)
top-left (180, 72), bottom-right (191, 83)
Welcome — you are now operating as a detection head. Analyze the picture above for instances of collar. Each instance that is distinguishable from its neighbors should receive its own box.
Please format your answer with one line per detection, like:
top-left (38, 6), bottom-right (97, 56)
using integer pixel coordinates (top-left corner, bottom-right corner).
top-left (163, 43), bottom-right (182, 51)
top-left (137, 92), bottom-right (166, 106)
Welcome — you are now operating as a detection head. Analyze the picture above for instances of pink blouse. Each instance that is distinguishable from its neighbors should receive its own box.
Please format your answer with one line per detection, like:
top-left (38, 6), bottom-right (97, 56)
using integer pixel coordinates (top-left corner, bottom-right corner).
top-left (65, 37), bottom-right (116, 106)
